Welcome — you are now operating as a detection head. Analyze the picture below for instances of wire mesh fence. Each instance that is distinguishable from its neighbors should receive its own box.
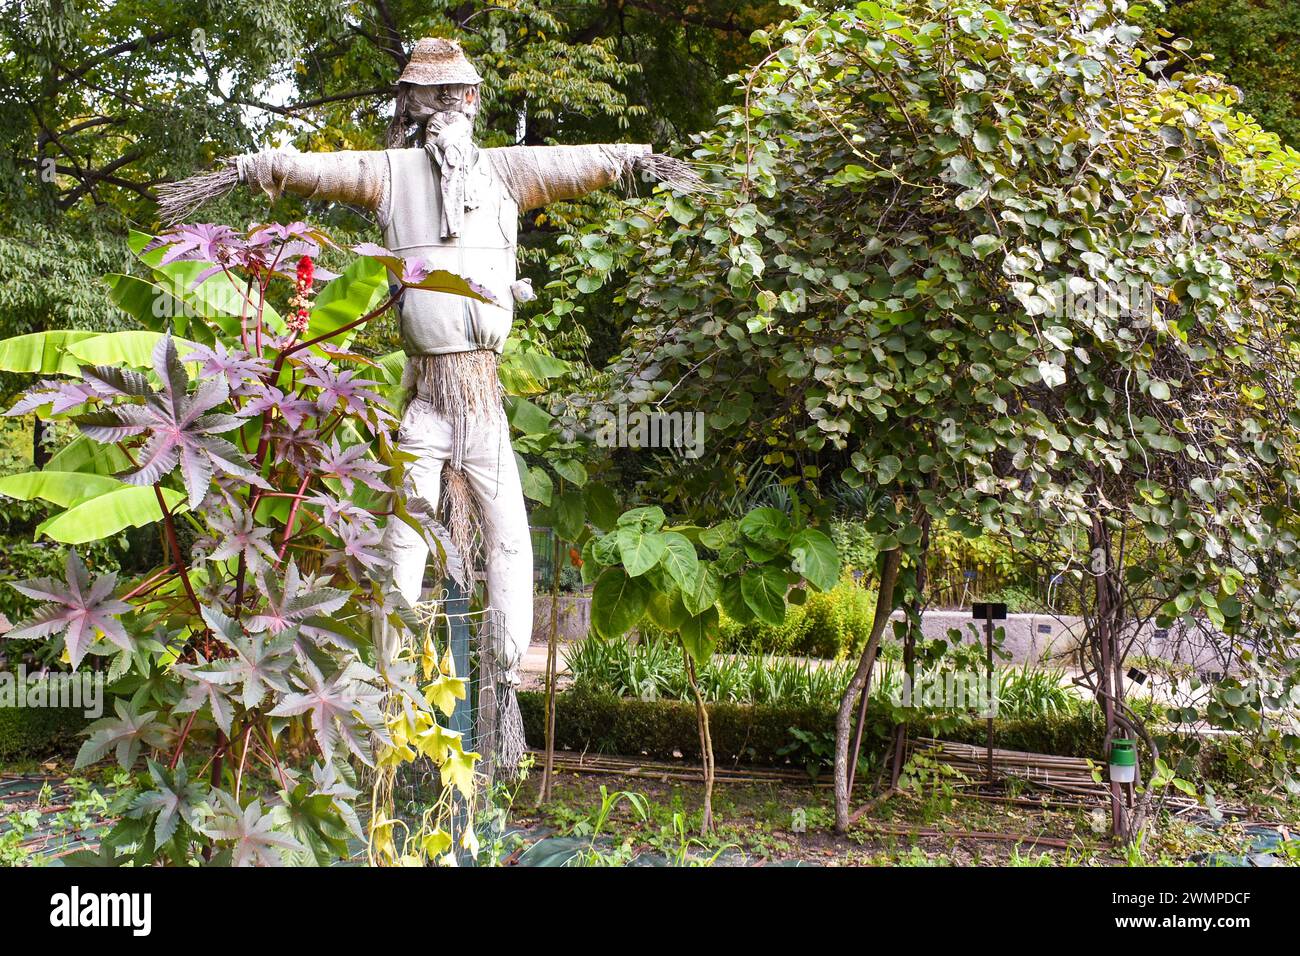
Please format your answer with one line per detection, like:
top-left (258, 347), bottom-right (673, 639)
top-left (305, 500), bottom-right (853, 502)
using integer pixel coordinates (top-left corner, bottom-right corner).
top-left (385, 581), bottom-right (516, 863)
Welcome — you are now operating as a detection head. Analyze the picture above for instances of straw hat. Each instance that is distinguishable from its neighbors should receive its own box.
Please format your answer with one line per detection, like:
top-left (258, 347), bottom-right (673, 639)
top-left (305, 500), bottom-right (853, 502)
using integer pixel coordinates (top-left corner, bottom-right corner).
top-left (398, 38), bottom-right (483, 87)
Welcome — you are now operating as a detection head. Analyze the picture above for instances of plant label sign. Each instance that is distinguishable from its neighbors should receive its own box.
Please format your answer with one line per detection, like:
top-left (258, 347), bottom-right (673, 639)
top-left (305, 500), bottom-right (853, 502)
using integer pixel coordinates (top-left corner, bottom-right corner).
top-left (971, 602), bottom-right (1007, 621)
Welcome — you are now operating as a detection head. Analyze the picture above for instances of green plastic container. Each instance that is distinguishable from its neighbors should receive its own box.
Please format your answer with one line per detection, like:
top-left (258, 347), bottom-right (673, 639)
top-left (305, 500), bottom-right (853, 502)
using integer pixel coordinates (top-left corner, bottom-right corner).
top-left (1109, 739), bottom-right (1137, 783)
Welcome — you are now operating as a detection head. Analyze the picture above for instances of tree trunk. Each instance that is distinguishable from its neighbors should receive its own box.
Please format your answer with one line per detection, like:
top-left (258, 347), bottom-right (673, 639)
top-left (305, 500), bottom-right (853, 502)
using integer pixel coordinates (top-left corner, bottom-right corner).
top-left (889, 516), bottom-right (930, 790)
top-left (834, 547), bottom-right (903, 831)
top-left (684, 649), bottom-right (715, 835)
top-left (1090, 513), bottom-right (1133, 843)
top-left (33, 417), bottom-right (50, 469)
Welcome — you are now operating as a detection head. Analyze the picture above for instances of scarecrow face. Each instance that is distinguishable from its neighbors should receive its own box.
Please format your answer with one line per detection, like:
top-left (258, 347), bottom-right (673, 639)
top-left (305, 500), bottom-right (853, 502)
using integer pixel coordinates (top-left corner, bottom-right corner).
top-left (405, 82), bottom-right (479, 127)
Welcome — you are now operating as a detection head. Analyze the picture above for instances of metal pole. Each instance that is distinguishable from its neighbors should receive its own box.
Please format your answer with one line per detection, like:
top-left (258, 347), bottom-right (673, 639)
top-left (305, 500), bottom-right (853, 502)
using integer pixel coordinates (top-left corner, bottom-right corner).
top-left (444, 575), bottom-right (474, 864)
top-left (985, 609), bottom-right (994, 785)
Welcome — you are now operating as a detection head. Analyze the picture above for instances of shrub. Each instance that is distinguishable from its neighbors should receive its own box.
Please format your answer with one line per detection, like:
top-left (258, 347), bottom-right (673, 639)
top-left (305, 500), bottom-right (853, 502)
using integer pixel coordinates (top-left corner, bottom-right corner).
top-left (994, 667), bottom-right (1079, 719)
top-left (522, 689), bottom-right (1268, 788)
top-left (522, 690), bottom-right (1109, 768)
top-left (0, 695), bottom-right (90, 761)
top-left (0, 223), bottom-right (486, 866)
top-left (519, 689), bottom-right (853, 767)
top-left (567, 632), bottom-right (855, 707)
top-left (713, 579), bottom-right (875, 659)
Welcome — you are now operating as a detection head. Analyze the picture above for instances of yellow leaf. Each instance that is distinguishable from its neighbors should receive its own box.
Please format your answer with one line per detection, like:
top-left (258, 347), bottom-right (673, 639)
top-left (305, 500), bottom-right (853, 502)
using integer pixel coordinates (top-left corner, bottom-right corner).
top-left (414, 723), bottom-right (458, 763)
top-left (421, 828), bottom-right (453, 859)
top-left (370, 816), bottom-right (400, 862)
top-left (460, 827), bottom-right (480, 856)
top-left (440, 747), bottom-right (479, 800)
top-left (424, 675), bottom-right (468, 717)
top-left (422, 634), bottom-right (437, 681)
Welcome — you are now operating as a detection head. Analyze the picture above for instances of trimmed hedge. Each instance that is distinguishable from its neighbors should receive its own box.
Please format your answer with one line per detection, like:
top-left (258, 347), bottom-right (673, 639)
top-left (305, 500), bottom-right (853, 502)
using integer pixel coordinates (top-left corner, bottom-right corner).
top-left (519, 690), bottom-right (1262, 786)
top-left (0, 704), bottom-right (90, 762)
top-left (519, 689), bottom-right (1109, 768)
top-left (519, 689), bottom-right (848, 766)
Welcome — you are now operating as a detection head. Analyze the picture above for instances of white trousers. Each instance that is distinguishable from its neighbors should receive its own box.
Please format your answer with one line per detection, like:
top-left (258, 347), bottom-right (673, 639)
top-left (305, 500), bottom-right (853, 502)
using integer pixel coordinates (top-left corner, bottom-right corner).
top-left (383, 397), bottom-right (534, 675)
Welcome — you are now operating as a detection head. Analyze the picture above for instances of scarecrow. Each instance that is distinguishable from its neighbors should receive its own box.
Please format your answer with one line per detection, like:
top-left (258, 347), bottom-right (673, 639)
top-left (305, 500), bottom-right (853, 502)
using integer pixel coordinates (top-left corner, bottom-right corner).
top-left (159, 38), bottom-right (700, 770)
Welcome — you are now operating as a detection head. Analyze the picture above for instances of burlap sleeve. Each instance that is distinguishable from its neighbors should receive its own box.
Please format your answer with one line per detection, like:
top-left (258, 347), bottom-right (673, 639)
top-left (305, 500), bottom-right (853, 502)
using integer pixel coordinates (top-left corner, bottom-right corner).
top-left (485, 144), bottom-right (651, 211)
top-left (237, 149), bottom-right (390, 217)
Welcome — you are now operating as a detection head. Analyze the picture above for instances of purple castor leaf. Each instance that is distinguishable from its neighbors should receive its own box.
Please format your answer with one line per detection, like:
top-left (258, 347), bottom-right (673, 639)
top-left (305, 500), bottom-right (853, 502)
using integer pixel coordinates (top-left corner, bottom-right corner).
top-left (72, 336), bottom-right (265, 509)
top-left (7, 550), bottom-right (132, 669)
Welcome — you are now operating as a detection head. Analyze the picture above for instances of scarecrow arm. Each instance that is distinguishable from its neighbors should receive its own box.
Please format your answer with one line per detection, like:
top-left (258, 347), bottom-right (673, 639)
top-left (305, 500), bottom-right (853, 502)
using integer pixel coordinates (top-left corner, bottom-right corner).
top-left (485, 144), bottom-right (653, 211)
top-left (237, 149), bottom-right (390, 213)
top-left (155, 149), bottom-right (391, 224)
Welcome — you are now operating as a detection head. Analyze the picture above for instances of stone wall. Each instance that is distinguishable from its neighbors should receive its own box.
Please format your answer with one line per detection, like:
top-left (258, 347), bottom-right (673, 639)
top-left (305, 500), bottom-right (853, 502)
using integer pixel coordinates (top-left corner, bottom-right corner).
top-left (884, 610), bottom-right (1230, 672)
top-left (532, 594), bottom-right (591, 645)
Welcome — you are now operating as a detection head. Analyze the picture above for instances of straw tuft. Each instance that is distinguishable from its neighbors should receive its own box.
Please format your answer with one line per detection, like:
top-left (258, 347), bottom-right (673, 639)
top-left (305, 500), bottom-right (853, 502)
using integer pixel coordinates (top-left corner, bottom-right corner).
top-left (156, 159), bottom-right (240, 224)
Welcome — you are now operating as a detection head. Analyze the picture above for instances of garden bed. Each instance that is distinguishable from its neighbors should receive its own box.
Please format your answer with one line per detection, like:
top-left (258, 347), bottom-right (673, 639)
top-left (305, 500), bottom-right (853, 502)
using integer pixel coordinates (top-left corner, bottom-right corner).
top-left (506, 766), bottom-right (1293, 867)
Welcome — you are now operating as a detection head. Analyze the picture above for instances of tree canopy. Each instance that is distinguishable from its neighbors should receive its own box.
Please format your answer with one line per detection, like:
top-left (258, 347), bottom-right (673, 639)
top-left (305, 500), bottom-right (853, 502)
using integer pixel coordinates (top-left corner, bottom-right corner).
top-left (552, 0), bottom-right (1300, 829)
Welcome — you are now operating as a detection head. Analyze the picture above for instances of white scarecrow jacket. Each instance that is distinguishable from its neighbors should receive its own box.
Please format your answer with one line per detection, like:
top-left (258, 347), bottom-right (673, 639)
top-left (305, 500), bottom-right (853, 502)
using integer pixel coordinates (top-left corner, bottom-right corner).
top-left (238, 142), bottom-right (650, 355)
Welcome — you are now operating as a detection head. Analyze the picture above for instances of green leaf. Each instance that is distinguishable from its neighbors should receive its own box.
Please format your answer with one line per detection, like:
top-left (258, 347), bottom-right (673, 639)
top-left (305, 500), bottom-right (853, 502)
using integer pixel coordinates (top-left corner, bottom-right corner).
top-left (0, 330), bottom-right (100, 375)
top-left (553, 489), bottom-right (585, 541)
top-left (719, 574), bottom-right (754, 624)
top-left (971, 234), bottom-right (1002, 259)
top-left (740, 565), bottom-right (788, 626)
top-left (789, 528), bottom-right (840, 591)
top-left (618, 529), bottom-right (668, 577)
top-left (37, 485), bottom-right (187, 544)
top-left (617, 506), bottom-right (666, 533)
top-left (973, 124), bottom-right (998, 152)
top-left (45, 436), bottom-right (133, 476)
top-left (681, 562), bottom-right (721, 616)
top-left (584, 483), bottom-right (619, 531)
top-left (306, 256), bottom-right (388, 351)
top-left (679, 607), bottom-right (720, 664)
top-left (0, 471), bottom-right (124, 509)
top-left (658, 532), bottom-right (700, 591)
top-left (105, 273), bottom-right (191, 336)
top-left (67, 331), bottom-right (202, 369)
top-left (551, 458), bottom-right (588, 487)
top-left (647, 590), bottom-right (689, 630)
top-left (499, 342), bottom-right (570, 396)
top-left (517, 454), bottom-right (553, 505)
top-left (739, 507), bottom-right (792, 549)
top-left (699, 521), bottom-right (737, 551)
top-left (1037, 361), bottom-right (1066, 388)
top-left (580, 538), bottom-right (603, 585)
top-left (505, 396), bottom-right (554, 436)
top-left (375, 349), bottom-right (407, 388)
top-left (876, 455), bottom-right (902, 484)
top-left (591, 568), bottom-right (651, 639)
top-left (955, 184), bottom-right (989, 210)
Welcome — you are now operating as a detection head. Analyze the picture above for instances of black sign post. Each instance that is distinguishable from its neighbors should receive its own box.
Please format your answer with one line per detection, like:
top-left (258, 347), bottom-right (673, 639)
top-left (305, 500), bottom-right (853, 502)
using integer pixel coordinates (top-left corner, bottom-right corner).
top-left (972, 603), bottom-right (1007, 784)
